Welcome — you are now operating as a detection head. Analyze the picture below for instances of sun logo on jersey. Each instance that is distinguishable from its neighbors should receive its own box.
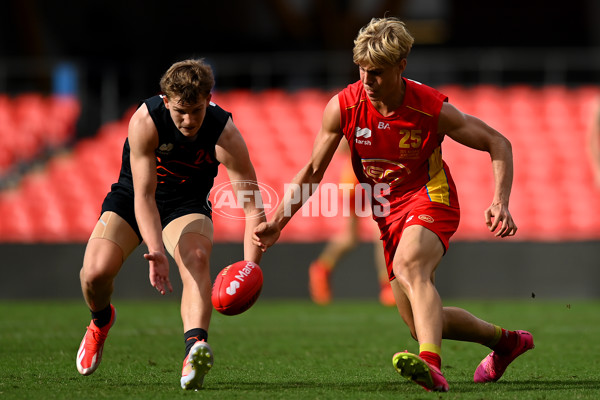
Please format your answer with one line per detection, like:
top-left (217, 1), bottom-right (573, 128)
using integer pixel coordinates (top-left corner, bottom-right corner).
top-left (361, 158), bottom-right (411, 187)
top-left (157, 143), bottom-right (174, 155)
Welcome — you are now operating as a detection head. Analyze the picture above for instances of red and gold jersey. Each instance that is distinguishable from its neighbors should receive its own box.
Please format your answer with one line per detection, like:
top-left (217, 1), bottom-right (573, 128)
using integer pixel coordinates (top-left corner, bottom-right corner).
top-left (338, 78), bottom-right (459, 227)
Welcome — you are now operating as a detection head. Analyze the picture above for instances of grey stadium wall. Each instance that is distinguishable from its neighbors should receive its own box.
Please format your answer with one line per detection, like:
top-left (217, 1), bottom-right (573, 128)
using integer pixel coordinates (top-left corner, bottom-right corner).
top-left (1, 241), bottom-right (599, 300)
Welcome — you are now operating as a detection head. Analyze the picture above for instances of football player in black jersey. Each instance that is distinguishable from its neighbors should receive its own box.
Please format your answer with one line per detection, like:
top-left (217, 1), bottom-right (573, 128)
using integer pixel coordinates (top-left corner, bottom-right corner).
top-left (76, 59), bottom-right (265, 390)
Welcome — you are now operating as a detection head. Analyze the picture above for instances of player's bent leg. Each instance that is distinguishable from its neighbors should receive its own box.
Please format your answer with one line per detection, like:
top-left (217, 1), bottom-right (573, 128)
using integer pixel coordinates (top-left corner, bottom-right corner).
top-left (172, 230), bottom-right (213, 332)
top-left (390, 279), bottom-right (417, 340)
top-left (474, 330), bottom-right (534, 383)
top-left (374, 237), bottom-right (395, 306)
top-left (81, 212), bottom-right (139, 309)
top-left (165, 214), bottom-right (215, 389)
top-left (392, 225), bottom-right (444, 347)
top-left (165, 214), bottom-right (214, 331)
top-left (176, 239), bottom-right (213, 389)
top-left (441, 306), bottom-right (499, 343)
top-left (389, 226), bottom-right (449, 391)
top-left (77, 212), bottom-right (138, 376)
top-left (80, 239), bottom-right (123, 310)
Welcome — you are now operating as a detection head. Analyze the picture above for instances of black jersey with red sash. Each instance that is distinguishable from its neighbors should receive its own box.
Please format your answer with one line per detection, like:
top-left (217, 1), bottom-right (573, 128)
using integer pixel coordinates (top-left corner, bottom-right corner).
top-left (114, 95), bottom-right (231, 201)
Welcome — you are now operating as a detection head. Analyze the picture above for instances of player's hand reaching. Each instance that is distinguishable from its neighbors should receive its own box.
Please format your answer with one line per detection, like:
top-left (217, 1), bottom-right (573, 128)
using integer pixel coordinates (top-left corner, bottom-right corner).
top-left (252, 221), bottom-right (281, 252)
top-left (144, 251), bottom-right (173, 295)
top-left (484, 202), bottom-right (517, 238)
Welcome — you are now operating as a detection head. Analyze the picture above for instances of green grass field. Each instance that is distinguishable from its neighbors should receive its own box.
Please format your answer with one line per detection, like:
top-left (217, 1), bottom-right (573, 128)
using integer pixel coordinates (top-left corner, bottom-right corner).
top-left (1, 299), bottom-right (599, 399)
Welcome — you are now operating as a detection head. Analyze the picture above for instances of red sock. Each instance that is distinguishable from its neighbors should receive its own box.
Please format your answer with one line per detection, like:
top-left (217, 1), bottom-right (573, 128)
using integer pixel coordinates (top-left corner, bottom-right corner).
top-left (419, 351), bottom-right (441, 370)
top-left (493, 329), bottom-right (518, 354)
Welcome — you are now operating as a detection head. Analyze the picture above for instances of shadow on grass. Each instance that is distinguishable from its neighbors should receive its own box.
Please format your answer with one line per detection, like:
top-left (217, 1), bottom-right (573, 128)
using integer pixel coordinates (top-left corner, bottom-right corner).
top-left (447, 379), bottom-right (600, 394)
top-left (204, 380), bottom-right (402, 392)
top-left (203, 378), bottom-right (600, 394)
top-left (503, 379), bottom-right (600, 391)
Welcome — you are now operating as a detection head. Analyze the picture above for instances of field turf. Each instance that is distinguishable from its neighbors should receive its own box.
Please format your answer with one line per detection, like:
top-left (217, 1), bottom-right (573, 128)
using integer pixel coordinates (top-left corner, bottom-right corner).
top-left (1, 299), bottom-right (599, 399)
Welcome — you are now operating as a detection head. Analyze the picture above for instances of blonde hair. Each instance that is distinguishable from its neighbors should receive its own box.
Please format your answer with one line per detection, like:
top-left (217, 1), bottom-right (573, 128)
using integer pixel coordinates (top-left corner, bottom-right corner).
top-left (159, 59), bottom-right (215, 104)
top-left (353, 17), bottom-right (414, 68)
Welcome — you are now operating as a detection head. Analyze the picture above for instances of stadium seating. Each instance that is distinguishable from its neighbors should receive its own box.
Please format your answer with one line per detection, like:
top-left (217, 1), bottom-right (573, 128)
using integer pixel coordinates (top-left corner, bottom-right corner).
top-left (0, 85), bottom-right (598, 242)
top-left (0, 93), bottom-right (79, 175)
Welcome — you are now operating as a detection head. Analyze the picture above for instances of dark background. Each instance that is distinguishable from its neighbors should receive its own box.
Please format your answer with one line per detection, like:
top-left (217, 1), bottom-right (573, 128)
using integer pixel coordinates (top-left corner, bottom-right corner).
top-left (3, 1), bottom-right (596, 59)
top-left (1, 0), bottom-right (599, 135)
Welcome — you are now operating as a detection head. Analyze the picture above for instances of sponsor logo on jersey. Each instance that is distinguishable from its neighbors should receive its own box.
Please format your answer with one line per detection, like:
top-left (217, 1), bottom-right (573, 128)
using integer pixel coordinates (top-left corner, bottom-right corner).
top-left (418, 214), bottom-right (435, 223)
top-left (355, 127), bottom-right (372, 145)
top-left (356, 127), bottom-right (371, 138)
top-left (157, 143), bottom-right (174, 155)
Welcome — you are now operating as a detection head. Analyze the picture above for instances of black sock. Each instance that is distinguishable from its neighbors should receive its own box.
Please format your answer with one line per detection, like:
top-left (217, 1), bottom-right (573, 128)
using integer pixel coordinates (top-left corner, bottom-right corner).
top-left (184, 328), bottom-right (208, 356)
top-left (91, 304), bottom-right (112, 328)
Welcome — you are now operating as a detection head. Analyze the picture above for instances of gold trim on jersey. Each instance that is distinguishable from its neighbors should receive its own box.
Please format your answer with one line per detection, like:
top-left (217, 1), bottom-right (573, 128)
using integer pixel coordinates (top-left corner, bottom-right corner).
top-left (405, 105), bottom-right (434, 117)
top-left (345, 99), bottom-right (367, 110)
top-left (425, 147), bottom-right (450, 205)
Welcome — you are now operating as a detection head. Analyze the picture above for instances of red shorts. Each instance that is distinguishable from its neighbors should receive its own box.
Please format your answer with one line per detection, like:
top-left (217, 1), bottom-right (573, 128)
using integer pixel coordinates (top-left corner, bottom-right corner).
top-left (379, 202), bottom-right (460, 281)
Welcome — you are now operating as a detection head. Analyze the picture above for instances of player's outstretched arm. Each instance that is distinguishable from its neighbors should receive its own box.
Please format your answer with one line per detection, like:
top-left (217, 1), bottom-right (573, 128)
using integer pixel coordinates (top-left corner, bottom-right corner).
top-left (129, 104), bottom-right (173, 294)
top-left (438, 102), bottom-right (517, 238)
top-left (253, 96), bottom-right (344, 251)
top-left (216, 117), bottom-right (265, 264)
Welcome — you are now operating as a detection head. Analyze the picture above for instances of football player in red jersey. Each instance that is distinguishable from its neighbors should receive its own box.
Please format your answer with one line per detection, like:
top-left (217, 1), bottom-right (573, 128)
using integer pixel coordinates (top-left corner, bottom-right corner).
top-left (254, 17), bottom-right (533, 392)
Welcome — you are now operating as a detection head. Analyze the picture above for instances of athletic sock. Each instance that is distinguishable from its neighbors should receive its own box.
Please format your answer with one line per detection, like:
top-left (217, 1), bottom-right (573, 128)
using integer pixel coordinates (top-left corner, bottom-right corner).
top-left (491, 327), bottom-right (519, 354)
top-left (91, 304), bottom-right (112, 328)
top-left (184, 328), bottom-right (208, 357)
top-left (419, 343), bottom-right (442, 370)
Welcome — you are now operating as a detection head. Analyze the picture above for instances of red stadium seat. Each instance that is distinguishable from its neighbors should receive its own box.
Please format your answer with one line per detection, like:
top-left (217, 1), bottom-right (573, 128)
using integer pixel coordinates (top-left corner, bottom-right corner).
top-left (1, 86), bottom-right (599, 243)
top-left (0, 94), bottom-right (79, 175)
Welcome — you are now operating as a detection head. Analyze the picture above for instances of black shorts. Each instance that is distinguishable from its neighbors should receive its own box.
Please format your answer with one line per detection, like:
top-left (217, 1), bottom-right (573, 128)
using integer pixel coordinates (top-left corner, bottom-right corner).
top-left (100, 184), bottom-right (213, 241)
